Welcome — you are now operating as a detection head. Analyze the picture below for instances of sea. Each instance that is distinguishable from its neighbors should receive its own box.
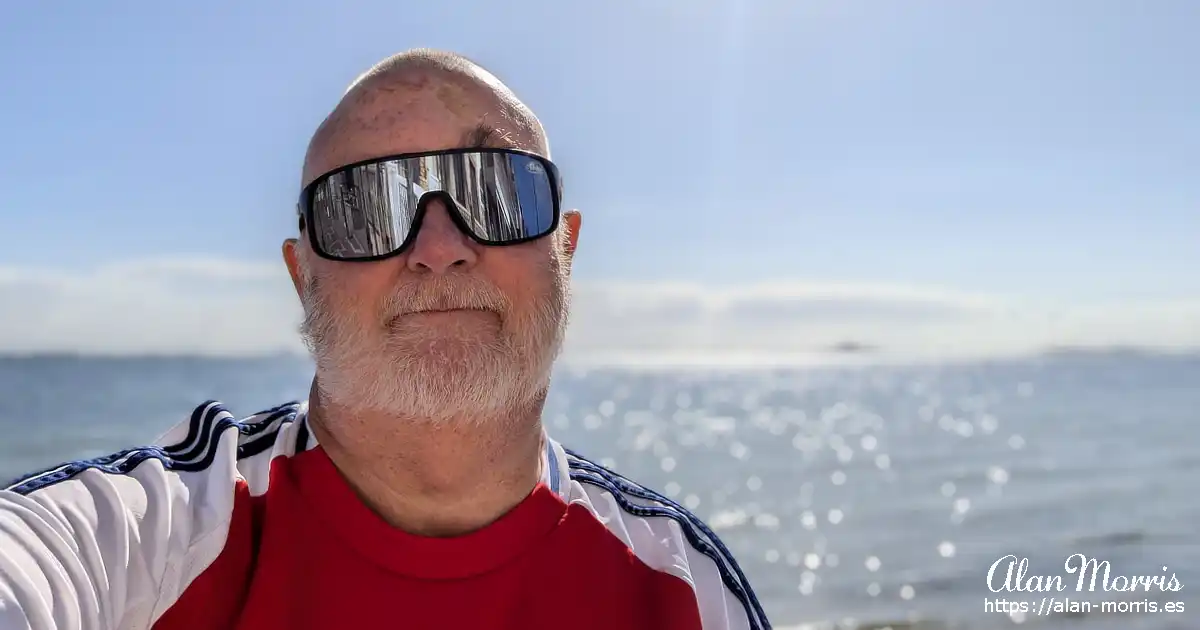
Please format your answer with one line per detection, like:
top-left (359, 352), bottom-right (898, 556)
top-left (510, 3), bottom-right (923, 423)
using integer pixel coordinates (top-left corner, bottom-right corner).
top-left (0, 351), bottom-right (1196, 629)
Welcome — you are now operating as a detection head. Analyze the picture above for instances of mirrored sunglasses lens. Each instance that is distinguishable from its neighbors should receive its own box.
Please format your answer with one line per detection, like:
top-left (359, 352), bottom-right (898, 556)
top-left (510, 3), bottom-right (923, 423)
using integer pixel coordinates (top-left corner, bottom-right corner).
top-left (310, 161), bottom-right (420, 259)
top-left (452, 153), bottom-right (556, 242)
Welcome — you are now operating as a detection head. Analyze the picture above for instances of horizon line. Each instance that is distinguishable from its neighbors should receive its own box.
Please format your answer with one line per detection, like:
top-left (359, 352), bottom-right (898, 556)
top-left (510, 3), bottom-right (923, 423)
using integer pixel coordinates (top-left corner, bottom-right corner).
top-left (2, 344), bottom-right (1196, 367)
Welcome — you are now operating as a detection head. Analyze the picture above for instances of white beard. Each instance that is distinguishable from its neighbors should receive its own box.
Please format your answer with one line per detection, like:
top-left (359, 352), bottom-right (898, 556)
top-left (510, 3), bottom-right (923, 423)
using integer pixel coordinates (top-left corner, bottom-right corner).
top-left (297, 247), bottom-right (570, 425)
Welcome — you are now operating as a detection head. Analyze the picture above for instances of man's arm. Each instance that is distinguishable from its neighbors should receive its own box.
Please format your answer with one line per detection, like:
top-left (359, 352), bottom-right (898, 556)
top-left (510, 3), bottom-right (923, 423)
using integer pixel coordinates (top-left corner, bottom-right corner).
top-left (1, 463), bottom-right (178, 629)
top-left (0, 402), bottom-right (254, 630)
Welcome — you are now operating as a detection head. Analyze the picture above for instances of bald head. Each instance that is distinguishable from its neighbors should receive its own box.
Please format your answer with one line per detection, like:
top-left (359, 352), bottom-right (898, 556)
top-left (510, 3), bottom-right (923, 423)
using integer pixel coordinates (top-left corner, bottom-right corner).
top-left (302, 49), bottom-right (548, 188)
top-left (345, 49), bottom-right (493, 95)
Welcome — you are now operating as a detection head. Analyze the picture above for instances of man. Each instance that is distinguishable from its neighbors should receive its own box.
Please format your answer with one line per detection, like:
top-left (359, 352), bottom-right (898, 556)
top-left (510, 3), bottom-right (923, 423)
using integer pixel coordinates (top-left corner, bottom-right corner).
top-left (0, 49), bottom-right (770, 629)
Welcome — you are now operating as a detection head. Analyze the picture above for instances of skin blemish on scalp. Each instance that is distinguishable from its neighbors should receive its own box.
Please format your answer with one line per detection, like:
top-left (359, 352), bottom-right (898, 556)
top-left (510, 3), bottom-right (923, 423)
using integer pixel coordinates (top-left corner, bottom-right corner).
top-left (434, 82), bottom-right (478, 118)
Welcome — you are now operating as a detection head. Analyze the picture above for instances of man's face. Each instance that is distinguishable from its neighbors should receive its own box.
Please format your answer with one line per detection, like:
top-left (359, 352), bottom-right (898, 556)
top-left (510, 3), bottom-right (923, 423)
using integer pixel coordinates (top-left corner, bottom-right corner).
top-left (284, 70), bottom-right (580, 422)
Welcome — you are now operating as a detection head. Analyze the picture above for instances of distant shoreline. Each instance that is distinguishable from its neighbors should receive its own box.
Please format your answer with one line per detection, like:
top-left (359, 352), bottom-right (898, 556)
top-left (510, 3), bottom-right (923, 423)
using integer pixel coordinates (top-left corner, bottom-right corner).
top-left (2, 346), bottom-right (1197, 365)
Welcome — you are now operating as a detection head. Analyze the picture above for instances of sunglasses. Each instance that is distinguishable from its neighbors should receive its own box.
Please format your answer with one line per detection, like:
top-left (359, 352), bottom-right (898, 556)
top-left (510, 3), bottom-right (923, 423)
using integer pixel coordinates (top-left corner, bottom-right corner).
top-left (297, 148), bottom-right (562, 261)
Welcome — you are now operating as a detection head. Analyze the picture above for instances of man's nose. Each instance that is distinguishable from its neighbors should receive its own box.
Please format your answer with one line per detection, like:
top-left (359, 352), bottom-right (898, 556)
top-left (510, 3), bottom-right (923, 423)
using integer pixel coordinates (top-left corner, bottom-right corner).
top-left (406, 198), bottom-right (478, 274)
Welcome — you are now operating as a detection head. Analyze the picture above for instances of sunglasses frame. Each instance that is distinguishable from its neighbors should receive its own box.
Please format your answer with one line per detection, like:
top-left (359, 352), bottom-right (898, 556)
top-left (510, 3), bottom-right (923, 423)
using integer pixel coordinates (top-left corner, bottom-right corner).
top-left (297, 147), bottom-right (563, 263)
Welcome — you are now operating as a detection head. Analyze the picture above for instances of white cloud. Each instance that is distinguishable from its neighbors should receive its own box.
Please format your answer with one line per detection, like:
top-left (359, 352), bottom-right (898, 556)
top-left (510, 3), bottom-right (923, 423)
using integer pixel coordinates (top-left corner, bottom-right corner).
top-left (0, 258), bottom-right (1197, 364)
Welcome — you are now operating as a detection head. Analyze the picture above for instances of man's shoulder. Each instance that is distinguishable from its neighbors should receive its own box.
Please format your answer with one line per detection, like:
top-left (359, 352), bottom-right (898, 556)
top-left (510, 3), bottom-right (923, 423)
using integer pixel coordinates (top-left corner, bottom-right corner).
top-left (557, 446), bottom-right (742, 561)
top-left (0, 400), bottom-right (307, 630)
top-left (4, 399), bottom-right (308, 497)
top-left (554, 445), bottom-right (771, 630)
top-left (559, 446), bottom-right (705, 523)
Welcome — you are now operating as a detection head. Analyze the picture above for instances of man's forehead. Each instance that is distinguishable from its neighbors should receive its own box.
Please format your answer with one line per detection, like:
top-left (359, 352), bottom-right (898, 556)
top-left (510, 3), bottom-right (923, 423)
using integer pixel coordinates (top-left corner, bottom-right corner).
top-left (302, 69), bottom-right (545, 186)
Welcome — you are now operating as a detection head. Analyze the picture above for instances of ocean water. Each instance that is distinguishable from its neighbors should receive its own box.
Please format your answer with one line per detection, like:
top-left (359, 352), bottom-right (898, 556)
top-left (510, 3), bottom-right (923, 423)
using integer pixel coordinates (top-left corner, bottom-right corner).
top-left (1, 353), bottom-right (1196, 629)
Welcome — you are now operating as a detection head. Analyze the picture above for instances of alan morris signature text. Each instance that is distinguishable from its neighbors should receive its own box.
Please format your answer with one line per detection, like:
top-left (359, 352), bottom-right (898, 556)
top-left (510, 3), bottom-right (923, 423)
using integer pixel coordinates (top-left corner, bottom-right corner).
top-left (987, 554), bottom-right (1184, 593)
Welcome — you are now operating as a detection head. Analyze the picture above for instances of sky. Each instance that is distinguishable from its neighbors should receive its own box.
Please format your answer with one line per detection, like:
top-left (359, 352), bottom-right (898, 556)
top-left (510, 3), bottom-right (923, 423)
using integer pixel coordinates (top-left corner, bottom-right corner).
top-left (1, 0), bottom-right (1198, 363)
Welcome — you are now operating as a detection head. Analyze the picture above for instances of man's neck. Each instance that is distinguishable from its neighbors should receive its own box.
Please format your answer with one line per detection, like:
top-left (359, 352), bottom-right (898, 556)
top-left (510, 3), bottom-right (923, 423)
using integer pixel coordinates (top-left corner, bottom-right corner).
top-left (305, 383), bottom-right (548, 538)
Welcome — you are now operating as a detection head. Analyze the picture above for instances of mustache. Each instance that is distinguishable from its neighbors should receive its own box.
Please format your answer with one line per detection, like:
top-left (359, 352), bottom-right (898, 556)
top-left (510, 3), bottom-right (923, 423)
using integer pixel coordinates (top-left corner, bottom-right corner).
top-left (382, 275), bottom-right (510, 318)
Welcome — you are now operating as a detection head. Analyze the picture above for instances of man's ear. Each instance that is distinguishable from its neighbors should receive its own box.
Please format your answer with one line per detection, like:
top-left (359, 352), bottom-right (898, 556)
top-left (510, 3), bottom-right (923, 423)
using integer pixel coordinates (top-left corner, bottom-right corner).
top-left (561, 209), bottom-right (582, 258)
top-left (282, 238), bottom-right (305, 299)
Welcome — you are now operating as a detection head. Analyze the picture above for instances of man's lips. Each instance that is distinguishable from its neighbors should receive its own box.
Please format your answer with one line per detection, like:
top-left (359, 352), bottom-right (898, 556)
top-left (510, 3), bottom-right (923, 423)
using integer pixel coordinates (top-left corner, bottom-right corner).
top-left (388, 307), bottom-right (496, 324)
top-left (404, 307), bottom-right (487, 315)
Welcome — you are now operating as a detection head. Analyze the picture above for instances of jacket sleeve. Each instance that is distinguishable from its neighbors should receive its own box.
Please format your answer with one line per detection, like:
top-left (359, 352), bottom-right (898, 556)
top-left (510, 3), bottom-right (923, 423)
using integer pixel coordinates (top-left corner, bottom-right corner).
top-left (0, 406), bottom-right (243, 630)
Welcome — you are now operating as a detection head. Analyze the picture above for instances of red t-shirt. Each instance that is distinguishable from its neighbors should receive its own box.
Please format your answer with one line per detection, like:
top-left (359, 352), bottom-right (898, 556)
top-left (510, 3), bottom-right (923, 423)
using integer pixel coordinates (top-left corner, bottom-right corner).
top-left (0, 401), bottom-right (770, 629)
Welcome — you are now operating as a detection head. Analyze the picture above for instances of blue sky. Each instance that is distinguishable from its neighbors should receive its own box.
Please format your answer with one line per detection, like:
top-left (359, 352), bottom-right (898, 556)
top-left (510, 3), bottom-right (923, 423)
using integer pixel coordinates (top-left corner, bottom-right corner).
top-left (1, 1), bottom-right (1198, 360)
